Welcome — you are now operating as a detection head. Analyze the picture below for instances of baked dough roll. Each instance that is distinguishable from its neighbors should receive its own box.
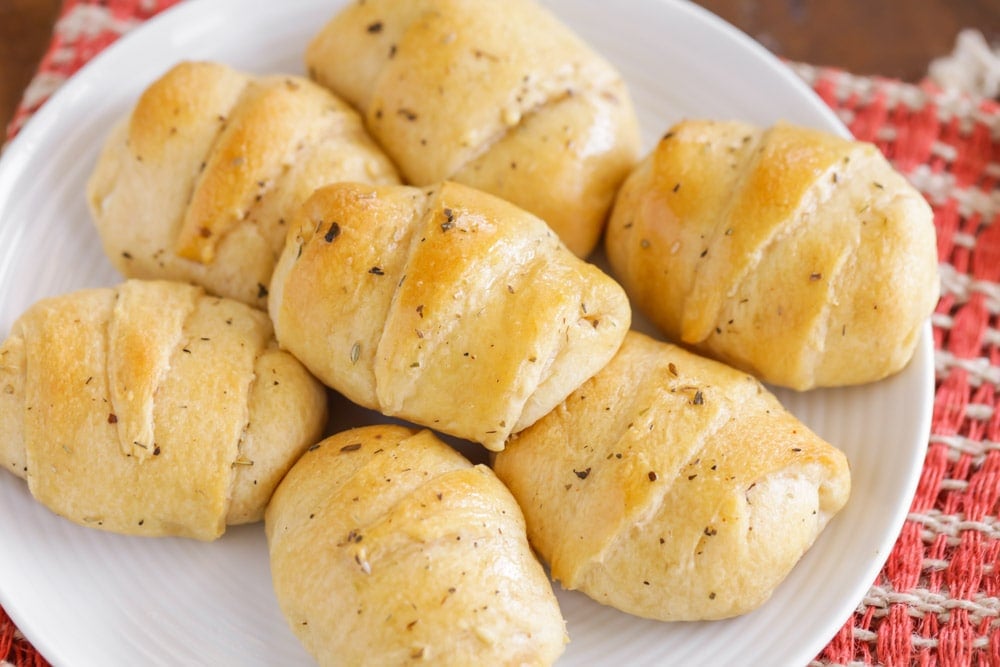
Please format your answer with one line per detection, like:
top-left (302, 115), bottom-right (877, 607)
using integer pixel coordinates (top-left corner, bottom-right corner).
top-left (606, 119), bottom-right (939, 390)
top-left (268, 180), bottom-right (630, 451)
top-left (305, 0), bottom-right (640, 257)
top-left (265, 424), bottom-right (567, 666)
top-left (0, 280), bottom-right (327, 540)
top-left (493, 331), bottom-right (851, 621)
top-left (86, 60), bottom-right (399, 309)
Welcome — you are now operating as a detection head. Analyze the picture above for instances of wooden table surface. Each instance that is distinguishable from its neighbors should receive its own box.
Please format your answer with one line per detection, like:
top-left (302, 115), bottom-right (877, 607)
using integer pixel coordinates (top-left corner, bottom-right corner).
top-left (2, 0), bottom-right (999, 138)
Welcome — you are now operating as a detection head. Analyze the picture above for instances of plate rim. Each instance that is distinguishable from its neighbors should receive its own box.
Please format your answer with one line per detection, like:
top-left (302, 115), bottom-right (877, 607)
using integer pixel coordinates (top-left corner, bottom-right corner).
top-left (0, 0), bottom-right (935, 665)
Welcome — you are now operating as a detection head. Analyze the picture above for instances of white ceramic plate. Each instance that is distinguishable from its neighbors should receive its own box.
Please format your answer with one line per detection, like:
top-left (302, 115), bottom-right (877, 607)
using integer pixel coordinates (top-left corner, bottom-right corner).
top-left (0, 0), bottom-right (933, 665)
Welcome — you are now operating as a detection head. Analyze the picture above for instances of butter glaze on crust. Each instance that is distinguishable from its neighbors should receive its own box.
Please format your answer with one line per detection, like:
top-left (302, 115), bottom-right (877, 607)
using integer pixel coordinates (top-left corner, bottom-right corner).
top-left (86, 61), bottom-right (399, 309)
top-left (606, 119), bottom-right (939, 390)
top-left (493, 331), bottom-right (851, 620)
top-left (265, 424), bottom-right (567, 666)
top-left (268, 181), bottom-right (630, 451)
top-left (305, 0), bottom-right (640, 257)
top-left (0, 280), bottom-right (328, 540)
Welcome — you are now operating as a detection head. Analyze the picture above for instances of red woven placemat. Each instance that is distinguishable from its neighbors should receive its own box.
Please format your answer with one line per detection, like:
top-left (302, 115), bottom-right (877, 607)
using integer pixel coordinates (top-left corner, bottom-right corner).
top-left (2, 2), bottom-right (998, 666)
top-left (790, 62), bottom-right (1000, 666)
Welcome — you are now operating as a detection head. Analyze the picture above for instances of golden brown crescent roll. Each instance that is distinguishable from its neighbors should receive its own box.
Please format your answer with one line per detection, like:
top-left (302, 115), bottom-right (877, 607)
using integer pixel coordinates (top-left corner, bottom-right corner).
top-left (0, 280), bottom-right (327, 540)
top-left (268, 180), bottom-right (630, 451)
top-left (305, 0), bottom-right (640, 257)
top-left (606, 119), bottom-right (939, 390)
top-left (493, 331), bottom-right (851, 621)
top-left (86, 60), bottom-right (399, 309)
top-left (265, 424), bottom-right (567, 666)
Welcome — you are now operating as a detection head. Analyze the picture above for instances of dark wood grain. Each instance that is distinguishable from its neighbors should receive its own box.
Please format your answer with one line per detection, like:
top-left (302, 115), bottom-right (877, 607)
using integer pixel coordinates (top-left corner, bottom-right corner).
top-left (0, 0), bottom-right (62, 136)
top-left (694, 0), bottom-right (1000, 81)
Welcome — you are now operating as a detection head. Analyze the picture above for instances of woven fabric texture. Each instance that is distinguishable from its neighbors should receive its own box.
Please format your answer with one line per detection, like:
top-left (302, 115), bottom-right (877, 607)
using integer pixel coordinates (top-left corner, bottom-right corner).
top-left (3, 0), bottom-right (181, 143)
top-left (791, 62), bottom-right (1000, 667)
top-left (2, 2), bottom-right (998, 666)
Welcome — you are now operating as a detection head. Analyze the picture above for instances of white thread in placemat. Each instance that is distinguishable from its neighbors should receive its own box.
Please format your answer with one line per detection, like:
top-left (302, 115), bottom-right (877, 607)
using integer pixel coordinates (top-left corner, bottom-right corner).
top-left (936, 263), bottom-right (1000, 311)
top-left (935, 349), bottom-right (1000, 387)
top-left (16, 73), bottom-right (68, 118)
top-left (818, 625), bottom-right (994, 653)
top-left (860, 586), bottom-right (1000, 636)
top-left (962, 401), bottom-right (1000, 422)
top-left (47, 45), bottom-right (79, 69)
top-left (863, 589), bottom-right (999, 624)
top-left (55, 4), bottom-right (143, 41)
top-left (929, 29), bottom-right (1000, 100)
top-left (910, 508), bottom-right (1000, 545)
top-left (794, 61), bottom-right (930, 108)
top-left (929, 433), bottom-right (1000, 465)
top-left (906, 165), bottom-right (1000, 218)
top-left (790, 60), bottom-right (1000, 135)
